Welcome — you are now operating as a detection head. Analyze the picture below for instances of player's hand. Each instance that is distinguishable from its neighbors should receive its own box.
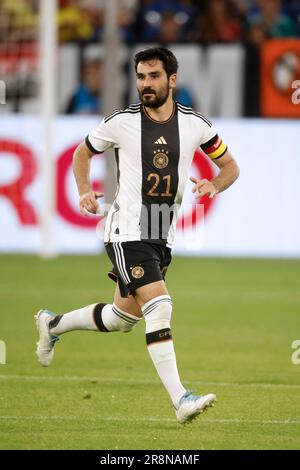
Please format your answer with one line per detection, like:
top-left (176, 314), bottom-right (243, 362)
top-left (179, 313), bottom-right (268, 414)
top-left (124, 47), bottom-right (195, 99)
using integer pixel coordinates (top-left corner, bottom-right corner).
top-left (79, 191), bottom-right (104, 216)
top-left (190, 177), bottom-right (218, 199)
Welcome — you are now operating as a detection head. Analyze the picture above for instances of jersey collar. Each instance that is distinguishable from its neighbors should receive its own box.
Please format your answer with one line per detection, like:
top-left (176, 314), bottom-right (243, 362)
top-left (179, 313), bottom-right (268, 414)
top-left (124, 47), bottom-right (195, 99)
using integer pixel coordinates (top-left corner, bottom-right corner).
top-left (142, 101), bottom-right (176, 124)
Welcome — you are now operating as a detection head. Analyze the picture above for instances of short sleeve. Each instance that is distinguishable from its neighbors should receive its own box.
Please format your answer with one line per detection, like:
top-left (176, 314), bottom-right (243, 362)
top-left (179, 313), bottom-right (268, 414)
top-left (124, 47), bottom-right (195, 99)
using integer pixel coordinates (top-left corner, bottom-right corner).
top-left (200, 122), bottom-right (228, 160)
top-left (85, 116), bottom-right (119, 153)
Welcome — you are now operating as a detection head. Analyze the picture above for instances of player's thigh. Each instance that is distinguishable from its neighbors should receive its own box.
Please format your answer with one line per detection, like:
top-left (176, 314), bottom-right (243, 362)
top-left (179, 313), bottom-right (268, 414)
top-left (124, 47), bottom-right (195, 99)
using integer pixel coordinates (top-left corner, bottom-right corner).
top-left (113, 283), bottom-right (143, 318)
top-left (134, 280), bottom-right (169, 308)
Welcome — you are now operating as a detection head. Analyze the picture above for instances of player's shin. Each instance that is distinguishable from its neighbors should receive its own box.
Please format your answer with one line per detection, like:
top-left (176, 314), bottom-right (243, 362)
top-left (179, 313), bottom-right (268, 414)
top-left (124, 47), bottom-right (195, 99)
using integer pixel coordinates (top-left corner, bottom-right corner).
top-left (49, 303), bottom-right (140, 334)
top-left (142, 295), bottom-right (186, 409)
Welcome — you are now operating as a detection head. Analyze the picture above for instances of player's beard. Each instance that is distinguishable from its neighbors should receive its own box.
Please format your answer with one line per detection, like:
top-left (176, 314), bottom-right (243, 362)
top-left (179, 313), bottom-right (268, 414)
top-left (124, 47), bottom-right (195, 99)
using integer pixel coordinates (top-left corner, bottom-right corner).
top-left (138, 83), bottom-right (170, 109)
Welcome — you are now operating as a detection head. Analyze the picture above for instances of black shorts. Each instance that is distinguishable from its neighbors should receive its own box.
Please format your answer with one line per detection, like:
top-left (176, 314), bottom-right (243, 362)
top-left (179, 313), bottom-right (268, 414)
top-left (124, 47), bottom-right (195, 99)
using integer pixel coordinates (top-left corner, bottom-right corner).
top-left (105, 241), bottom-right (172, 298)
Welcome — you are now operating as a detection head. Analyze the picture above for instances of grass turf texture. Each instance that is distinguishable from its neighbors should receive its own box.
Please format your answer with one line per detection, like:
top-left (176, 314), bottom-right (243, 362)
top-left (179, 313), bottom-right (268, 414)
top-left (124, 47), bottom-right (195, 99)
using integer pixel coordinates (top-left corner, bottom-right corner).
top-left (0, 254), bottom-right (300, 450)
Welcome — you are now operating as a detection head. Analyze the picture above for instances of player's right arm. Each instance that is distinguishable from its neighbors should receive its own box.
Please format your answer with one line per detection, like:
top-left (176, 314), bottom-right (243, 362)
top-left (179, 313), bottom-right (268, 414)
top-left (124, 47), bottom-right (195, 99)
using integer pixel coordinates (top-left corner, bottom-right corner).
top-left (73, 142), bottom-right (103, 215)
top-left (73, 114), bottom-right (119, 215)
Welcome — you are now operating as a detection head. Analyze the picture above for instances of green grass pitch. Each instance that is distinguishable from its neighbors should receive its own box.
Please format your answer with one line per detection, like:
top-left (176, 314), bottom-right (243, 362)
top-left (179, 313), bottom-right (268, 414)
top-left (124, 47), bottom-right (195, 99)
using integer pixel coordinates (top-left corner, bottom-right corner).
top-left (0, 254), bottom-right (300, 450)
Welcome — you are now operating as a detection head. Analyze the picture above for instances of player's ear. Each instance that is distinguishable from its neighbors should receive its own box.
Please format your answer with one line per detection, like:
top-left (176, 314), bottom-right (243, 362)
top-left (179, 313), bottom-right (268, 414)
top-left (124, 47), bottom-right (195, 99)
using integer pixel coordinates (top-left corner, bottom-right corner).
top-left (169, 73), bottom-right (177, 89)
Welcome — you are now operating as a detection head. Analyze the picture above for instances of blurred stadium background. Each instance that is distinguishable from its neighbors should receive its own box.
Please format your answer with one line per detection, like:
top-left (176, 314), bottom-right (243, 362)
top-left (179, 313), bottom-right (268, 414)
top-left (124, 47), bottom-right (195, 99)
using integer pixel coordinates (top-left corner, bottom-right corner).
top-left (0, 0), bottom-right (300, 450)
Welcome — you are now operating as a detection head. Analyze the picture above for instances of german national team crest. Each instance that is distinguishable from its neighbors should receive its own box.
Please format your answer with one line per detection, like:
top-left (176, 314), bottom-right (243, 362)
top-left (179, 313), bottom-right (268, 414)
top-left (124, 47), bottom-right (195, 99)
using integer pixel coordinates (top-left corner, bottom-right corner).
top-left (131, 266), bottom-right (145, 279)
top-left (153, 149), bottom-right (169, 169)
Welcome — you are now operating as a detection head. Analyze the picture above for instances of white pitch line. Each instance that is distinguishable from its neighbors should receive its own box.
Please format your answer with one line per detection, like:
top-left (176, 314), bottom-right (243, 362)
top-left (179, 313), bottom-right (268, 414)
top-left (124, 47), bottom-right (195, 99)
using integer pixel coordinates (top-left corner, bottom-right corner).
top-left (0, 374), bottom-right (300, 390)
top-left (0, 416), bottom-right (299, 425)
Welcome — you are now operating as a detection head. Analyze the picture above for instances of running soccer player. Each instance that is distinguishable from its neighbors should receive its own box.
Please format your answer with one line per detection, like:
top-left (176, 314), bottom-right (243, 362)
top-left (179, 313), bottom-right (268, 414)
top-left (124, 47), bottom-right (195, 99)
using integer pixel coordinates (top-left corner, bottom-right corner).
top-left (35, 47), bottom-right (239, 424)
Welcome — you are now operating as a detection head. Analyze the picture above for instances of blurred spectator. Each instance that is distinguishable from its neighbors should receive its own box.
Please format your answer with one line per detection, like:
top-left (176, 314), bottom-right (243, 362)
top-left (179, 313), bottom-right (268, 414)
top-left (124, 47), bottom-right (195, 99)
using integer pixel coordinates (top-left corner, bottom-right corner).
top-left (66, 50), bottom-right (102, 114)
top-left (58, 0), bottom-right (137, 44)
top-left (174, 86), bottom-right (194, 107)
top-left (0, 0), bottom-right (39, 112)
top-left (0, 0), bottom-right (38, 44)
top-left (57, 0), bottom-right (98, 43)
top-left (247, 21), bottom-right (268, 44)
top-left (247, 0), bottom-right (299, 39)
top-left (157, 11), bottom-right (182, 44)
top-left (192, 0), bottom-right (244, 44)
top-left (116, 0), bottom-right (138, 44)
top-left (231, 0), bottom-right (256, 16)
top-left (134, 0), bottom-right (199, 43)
top-left (286, 0), bottom-right (300, 25)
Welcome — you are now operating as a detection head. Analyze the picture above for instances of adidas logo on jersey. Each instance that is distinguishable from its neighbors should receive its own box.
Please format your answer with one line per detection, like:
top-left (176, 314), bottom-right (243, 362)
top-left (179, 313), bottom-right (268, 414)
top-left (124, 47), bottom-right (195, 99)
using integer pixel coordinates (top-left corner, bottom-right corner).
top-left (154, 136), bottom-right (167, 144)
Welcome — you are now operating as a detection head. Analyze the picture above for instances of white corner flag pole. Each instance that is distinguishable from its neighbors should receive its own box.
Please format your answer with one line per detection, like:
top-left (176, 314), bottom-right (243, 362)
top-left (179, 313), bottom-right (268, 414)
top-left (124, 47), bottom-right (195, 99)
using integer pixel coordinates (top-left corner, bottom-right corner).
top-left (39, 0), bottom-right (57, 258)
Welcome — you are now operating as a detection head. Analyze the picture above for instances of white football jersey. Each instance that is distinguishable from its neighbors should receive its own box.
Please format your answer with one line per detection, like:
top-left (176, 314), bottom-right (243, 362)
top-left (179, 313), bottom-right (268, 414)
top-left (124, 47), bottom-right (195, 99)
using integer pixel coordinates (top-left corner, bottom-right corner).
top-left (86, 102), bottom-right (227, 248)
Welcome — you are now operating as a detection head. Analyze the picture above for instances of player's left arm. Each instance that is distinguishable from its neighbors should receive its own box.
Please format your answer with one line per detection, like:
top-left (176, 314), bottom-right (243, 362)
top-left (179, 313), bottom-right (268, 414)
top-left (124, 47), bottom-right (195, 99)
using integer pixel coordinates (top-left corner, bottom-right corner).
top-left (190, 149), bottom-right (239, 199)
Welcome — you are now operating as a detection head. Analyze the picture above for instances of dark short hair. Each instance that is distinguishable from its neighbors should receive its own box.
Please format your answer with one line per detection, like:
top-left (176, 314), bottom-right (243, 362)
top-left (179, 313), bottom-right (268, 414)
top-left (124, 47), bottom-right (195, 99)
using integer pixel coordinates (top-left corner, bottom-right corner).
top-left (134, 47), bottom-right (178, 78)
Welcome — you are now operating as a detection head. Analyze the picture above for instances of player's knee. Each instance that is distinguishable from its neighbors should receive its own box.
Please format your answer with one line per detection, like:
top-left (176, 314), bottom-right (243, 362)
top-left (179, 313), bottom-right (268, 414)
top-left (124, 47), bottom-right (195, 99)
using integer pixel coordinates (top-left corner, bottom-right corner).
top-left (111, 303), bottom-right (141, 333)
top-left (118, 319), bottom-right (135, 333)
top-left (142, 295), bottom-right (172, 332)
top-left (95, 303), bottom-right (141, 333)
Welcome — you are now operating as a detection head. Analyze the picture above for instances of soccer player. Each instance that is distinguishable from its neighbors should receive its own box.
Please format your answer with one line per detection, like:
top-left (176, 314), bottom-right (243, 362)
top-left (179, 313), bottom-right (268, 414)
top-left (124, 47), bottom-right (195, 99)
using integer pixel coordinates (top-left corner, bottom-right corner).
top-left (35, 47), bottom-right (239, 424)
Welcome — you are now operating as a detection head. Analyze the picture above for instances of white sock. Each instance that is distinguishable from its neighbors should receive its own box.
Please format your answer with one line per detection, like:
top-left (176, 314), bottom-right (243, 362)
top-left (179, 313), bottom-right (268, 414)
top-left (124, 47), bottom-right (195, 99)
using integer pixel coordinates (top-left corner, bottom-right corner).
top-left (49, 303), bottom-right (141, 335)
top-left (49, 304), bottom-right (98, 334)
top-left (147, 340), bottom-right (186, 409)
top-left (142, 295), bottom-right (186, 409)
